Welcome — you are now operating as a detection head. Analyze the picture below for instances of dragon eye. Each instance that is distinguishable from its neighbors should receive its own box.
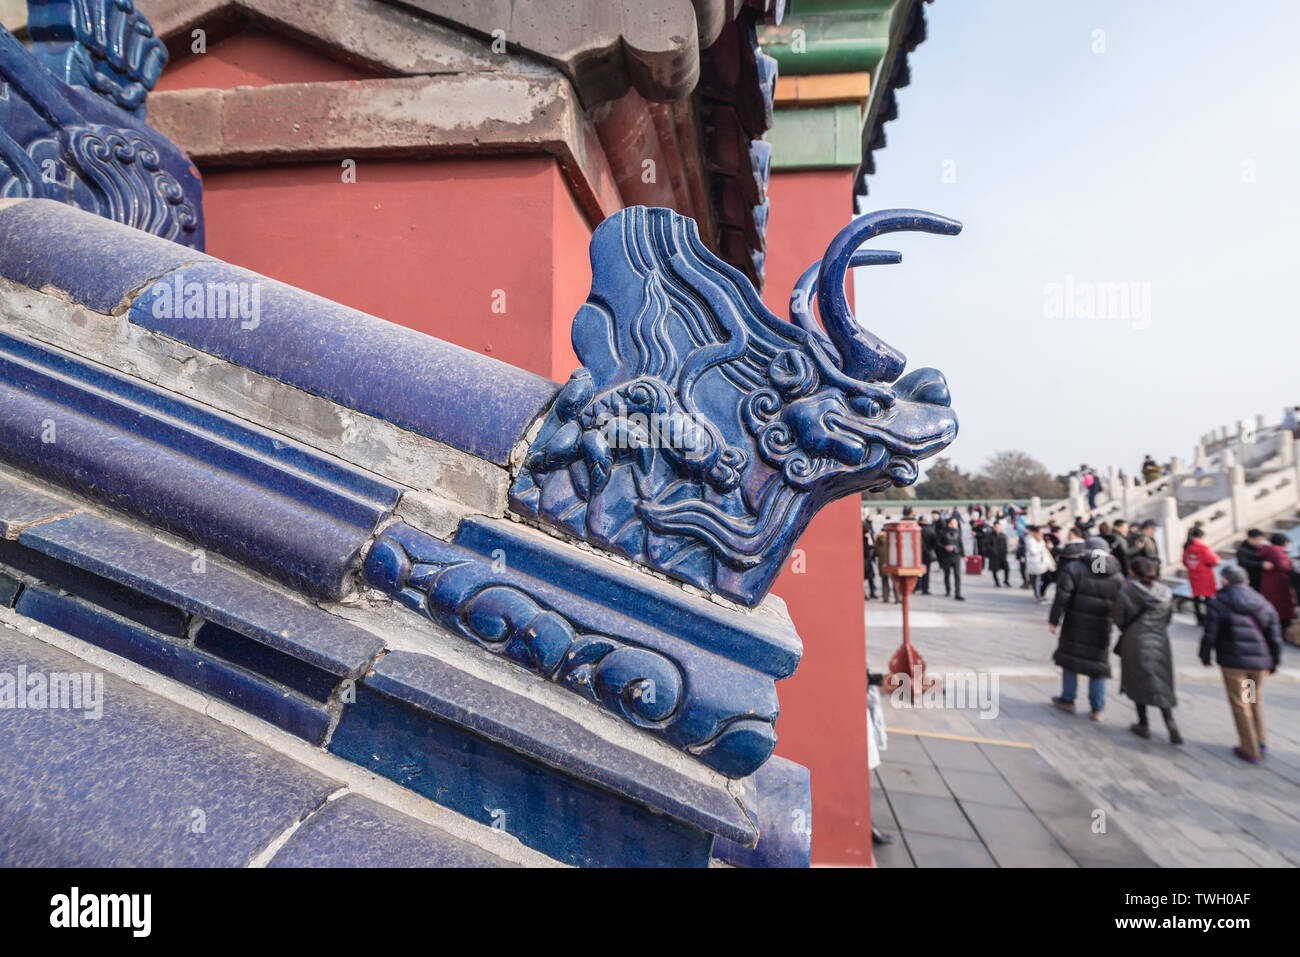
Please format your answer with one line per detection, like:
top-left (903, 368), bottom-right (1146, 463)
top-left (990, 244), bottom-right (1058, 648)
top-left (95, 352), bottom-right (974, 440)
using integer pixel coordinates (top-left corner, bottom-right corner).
top-left (849, 394), bottom-right (889, 419)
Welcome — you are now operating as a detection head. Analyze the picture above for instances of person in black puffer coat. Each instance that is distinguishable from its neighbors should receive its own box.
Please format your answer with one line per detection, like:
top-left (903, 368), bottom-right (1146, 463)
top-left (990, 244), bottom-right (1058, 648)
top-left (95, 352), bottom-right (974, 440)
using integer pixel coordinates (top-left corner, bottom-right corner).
top-left (1112, 557), bottom-right (1181, 744)
top-left (1049, 536), bottom-right (1124, 718)
top-left (986, 520), bottom-right (1011, 586)
top-left (934, 516), bottom-right (965, 600)
top-left (1200, 564), bottom-right (1282, 763)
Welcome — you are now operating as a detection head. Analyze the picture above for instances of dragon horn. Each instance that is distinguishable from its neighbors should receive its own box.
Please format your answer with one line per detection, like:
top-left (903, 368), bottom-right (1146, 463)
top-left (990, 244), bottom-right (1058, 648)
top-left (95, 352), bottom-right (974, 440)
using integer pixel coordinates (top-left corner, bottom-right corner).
top-left (816, 209), bottom-right (962, 383)
top-left (789, 249), bottom-right (902, 364)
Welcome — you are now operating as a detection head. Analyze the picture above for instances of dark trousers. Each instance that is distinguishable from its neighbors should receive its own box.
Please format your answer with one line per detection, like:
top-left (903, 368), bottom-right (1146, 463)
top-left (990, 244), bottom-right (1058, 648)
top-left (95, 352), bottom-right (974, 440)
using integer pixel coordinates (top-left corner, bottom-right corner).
top-left (919, 562), bottom-right (932, 594)
top-left (1192, 595), bottom-right (1209, 625)
top-left (1135, 703), bottom-right (1176, 728)
top-left (941, 561), bottom-right (962, 598)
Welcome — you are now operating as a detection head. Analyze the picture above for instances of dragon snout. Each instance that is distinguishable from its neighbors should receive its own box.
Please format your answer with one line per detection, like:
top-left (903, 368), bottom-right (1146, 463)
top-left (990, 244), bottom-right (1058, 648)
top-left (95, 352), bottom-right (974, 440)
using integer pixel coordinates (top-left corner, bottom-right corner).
top-left (894, 367), bottom-right (950, 407)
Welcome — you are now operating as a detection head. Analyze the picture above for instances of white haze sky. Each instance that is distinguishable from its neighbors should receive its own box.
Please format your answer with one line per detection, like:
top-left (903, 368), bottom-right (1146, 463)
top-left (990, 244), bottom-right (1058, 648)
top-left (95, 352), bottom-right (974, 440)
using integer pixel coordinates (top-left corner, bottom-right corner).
top-left (850, 0), bottom-right (1299, 479)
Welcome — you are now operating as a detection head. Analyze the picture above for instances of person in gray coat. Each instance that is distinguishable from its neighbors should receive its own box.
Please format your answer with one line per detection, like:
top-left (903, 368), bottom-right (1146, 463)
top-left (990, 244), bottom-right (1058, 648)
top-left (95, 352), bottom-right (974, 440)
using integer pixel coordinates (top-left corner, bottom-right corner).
top-left (1112, 557), bottom-right (1182, 744)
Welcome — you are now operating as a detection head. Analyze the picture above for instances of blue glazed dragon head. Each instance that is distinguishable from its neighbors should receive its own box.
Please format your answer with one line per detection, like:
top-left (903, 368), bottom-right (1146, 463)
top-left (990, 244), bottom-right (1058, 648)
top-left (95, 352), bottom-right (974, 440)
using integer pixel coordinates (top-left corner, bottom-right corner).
top-left (511, 206), bottom-right (959, 607)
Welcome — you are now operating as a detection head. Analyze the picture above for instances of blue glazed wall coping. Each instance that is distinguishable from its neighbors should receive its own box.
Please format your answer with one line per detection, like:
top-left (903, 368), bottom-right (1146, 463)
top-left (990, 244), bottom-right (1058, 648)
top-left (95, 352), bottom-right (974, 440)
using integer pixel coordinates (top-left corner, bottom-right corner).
top-left (18, 511), bottom-right (385, 679)
top-left (268, 794), bottom-right (516, 868)
top-left (711, 755), bottom-right (812, 868)
top-left (0, 200), bottom-right (210, 313)
top-left (0, 200), bottom-right (560, 466)
top-left (0, 624), bottom-right (339, 866)
top-left (0, 330), bottom-right (399, 599)
top-left (15, 584), bottom-right (333, 745)
top-left (0, 624), bottom-right (519, 866)
top-left (454, 516), bottom-right (802, 679)
top-left (348, 649), bottom-right (757, 847)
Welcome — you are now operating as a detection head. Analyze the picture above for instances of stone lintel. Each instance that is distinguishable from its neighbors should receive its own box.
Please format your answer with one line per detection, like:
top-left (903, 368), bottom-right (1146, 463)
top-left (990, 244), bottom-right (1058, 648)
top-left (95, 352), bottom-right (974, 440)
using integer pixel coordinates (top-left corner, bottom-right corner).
top-left (147, 72), bottom-right (625, 225)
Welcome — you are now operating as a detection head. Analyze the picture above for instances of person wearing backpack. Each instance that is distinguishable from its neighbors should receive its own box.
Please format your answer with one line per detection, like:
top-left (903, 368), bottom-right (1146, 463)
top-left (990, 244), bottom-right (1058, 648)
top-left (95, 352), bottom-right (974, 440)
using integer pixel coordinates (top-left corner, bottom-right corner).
top-left (1200, 565), bottom-right (1283, 763)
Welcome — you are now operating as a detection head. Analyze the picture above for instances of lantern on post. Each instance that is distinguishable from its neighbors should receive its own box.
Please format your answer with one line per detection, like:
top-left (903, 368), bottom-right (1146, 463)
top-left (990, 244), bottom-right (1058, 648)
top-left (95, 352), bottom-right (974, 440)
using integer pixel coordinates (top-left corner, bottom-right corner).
top-left (881, 520), bottom-right (926, 700)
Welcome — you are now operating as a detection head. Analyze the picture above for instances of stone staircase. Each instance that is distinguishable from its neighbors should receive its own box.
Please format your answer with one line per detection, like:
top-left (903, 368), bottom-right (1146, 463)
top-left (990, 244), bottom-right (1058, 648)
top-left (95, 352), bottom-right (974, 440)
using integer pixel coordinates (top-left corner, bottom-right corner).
top-left (1027, 413), bottom-right (1300, 580)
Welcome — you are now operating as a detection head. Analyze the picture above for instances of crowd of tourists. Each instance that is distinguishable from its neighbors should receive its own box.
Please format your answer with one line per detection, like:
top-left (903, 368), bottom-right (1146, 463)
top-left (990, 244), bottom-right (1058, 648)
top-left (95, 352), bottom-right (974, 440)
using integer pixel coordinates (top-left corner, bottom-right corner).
top-left (863, 505), bottom-right (1295, 766)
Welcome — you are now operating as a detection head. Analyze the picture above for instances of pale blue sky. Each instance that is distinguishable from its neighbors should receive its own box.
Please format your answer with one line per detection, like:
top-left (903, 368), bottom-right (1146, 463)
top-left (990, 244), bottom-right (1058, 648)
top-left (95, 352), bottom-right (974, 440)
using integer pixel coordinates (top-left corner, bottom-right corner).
top-left (851, 0), bottom-right (1299, 478)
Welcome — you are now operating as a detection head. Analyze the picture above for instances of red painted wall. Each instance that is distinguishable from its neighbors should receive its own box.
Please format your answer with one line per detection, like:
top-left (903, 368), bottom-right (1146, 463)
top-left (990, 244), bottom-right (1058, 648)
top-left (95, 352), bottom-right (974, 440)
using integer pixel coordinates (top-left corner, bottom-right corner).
top-left (198, 156), bottom-right (588, 380)
top-left (155, 27), bottom-right (591, 381)
top-left (762, 169), bottom-right (872, 867)
top-left (155, 30), bottom-right (377, 90)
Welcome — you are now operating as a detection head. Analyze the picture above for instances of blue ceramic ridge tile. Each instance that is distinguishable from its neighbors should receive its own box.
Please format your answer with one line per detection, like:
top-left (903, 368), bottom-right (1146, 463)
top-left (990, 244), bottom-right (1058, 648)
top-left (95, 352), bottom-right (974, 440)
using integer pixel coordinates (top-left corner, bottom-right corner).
top-left (454, 515), bottom-right (802, 678)
top-left (355, 649), bottom-right (756, 846)
top-left (0, 333), bottom-right (398, 599)
top-left (329, 681), bottom-right (716, 867)
top-left (268, 794), bottom-right (516, 868)
top-left (128, 259), bottom-right (560, 467)
top-left (0, 472), bottom-right (78, 540)
top-left (366, 522), bottom-right (782, 778)
top-left (15, 584), bottom-right (331, 744)
top-left (18, 512), bottom-right (386, 679)
top-left (0, 625), bottom-right (344, 867)
top-left (0, 200), bottom-right (211, 314)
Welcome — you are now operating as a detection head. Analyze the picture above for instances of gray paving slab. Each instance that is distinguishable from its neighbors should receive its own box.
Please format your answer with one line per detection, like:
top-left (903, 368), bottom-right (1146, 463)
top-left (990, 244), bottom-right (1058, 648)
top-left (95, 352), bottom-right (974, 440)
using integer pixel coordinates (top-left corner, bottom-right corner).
top-left (889, 793), bottom-right (979, 841)
top-left (881, 730), bottom-right (931, 766)
top-left (919, 735), bottom-right (998, 773)
top-left (939, 768), bottom-right (1027, 809)
top-left (877, 761), bottom-right (951, 798)
top-left (960, 803), bottom-right (1077, 867)
top-left (904, 832), bottom-right (996, 867)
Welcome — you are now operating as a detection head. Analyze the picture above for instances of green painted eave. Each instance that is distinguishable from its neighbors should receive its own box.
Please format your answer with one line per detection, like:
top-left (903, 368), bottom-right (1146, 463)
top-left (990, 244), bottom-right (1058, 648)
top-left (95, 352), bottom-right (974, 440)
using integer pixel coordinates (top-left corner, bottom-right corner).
top-left (768, 103), bottom-right (863, 169)
top-left (758, 0), bottom-right (923, 187)
top-left (758, 0), bottom-right (897, 76)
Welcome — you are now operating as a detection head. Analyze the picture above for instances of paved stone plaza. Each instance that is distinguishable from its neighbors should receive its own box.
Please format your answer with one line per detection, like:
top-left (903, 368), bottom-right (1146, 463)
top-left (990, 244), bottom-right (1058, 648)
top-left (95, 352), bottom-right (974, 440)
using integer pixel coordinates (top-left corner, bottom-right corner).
top-left (867, 565), bottom-right (1300, 867)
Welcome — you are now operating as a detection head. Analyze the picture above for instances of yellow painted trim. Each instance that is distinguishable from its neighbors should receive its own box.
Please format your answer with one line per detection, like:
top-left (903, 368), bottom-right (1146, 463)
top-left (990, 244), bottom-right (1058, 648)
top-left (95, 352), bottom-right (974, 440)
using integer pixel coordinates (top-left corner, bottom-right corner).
top-left (886, 727), bottom-right (1033, 749)
top-left (774, 72), bottom-right (872, 107)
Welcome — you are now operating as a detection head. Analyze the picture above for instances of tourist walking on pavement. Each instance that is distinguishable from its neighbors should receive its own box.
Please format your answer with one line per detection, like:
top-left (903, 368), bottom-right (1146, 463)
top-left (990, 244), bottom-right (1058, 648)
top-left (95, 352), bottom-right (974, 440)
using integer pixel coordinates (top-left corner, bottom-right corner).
top-left (987, 520), bottom-right (1011, 586)
top-left (1049, 536), bottom-right (1124, 719)
top-left (1024, 525), bottom-right (1055, 603)
top-left (935, 516), bottom-right (965, 601)
top-left (862, 519), bottom-right (879, 600)
top-left (874, 527), bottom-right (897, 603)
top-left (917, 513), bottom-right (935, 595)
top-left (1200, 565), bottom-right (1282, 763)
top-left (1112, 557), bottom-right (1182, 744)
top-left (1260, 533), bottom-right (1296, 630)
top-left (1182, 525), bottom-right (1220, 625)
top-left (1235, 529), bottom-right (1267, 590)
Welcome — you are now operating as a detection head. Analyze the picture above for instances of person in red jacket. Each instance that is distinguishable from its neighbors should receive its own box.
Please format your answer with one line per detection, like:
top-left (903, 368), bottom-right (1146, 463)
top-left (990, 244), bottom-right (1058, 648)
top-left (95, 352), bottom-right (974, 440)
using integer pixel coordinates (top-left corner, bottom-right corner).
top-left (1260, 533), bottom-right (1297, 629)
top-left (1182, 526), bottom-right (1220, 625)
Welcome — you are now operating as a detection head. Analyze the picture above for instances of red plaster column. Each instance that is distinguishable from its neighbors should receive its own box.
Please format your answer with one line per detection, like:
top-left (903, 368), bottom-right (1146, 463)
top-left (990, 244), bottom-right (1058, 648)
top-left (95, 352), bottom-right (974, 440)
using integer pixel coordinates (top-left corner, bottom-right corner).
top-left (761, 169), bottom-right (873, 867)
